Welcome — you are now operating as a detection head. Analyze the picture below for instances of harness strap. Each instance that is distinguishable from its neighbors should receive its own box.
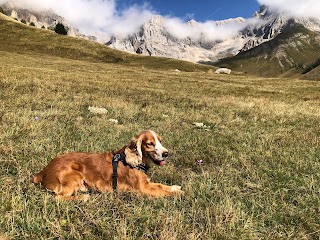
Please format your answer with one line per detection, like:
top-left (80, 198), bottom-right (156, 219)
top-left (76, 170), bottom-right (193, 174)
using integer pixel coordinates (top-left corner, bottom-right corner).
top-left (135, 163), bottom-right (150, 174)
top-left (111, 151), bottom-right (149, 191)
top-left (112, 153), bottom-right (122, 191)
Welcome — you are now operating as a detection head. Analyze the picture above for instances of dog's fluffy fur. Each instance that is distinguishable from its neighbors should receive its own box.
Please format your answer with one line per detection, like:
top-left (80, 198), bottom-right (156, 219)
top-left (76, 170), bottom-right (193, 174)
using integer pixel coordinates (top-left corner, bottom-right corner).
top-left (32, 130), bottom-right (183, 200)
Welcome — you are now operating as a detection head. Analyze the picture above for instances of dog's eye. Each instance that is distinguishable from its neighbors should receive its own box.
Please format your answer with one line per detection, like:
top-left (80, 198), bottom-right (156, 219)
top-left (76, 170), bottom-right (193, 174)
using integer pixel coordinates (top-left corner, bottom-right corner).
top-left (146, 142), bottom-right (154, 147)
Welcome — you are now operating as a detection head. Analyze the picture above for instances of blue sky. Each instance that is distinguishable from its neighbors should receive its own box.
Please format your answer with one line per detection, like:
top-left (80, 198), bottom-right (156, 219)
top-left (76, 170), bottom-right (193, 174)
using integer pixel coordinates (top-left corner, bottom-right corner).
top-left (117, 0), bottom-right (261, 21)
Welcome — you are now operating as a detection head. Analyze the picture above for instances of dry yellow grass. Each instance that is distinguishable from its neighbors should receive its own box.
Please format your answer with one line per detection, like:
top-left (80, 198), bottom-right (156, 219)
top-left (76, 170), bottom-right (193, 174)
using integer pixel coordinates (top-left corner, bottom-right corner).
top-left (1, 49), bottom-right (320, 239)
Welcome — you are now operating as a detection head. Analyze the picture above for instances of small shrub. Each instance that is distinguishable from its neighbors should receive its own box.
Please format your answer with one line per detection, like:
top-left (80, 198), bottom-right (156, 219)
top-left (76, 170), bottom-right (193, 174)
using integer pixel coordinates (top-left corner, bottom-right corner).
top-left (21, 19), bottom-right (27, 24)
top-left (0, 7), bottom-right (4, 14)
top-left (54, 23), bottom-right (68, 35)
top-left (29, 22), bottom-right (35, 27)
top-left (302, 58), bottom-right (320, 74)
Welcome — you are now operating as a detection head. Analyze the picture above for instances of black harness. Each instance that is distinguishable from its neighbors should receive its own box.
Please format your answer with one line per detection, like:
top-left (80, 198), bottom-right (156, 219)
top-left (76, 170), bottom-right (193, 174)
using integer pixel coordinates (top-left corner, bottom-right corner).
top-left (112, 151), bottom-right (149, 191)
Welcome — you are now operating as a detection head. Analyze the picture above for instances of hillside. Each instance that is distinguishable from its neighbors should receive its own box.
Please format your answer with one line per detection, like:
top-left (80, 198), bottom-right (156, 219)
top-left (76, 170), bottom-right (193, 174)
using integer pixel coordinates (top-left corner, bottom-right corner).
top-left (0, 13), bottom-right (212, 72)
top-left (303, 65), bottom-right (320, 80)
top-left (216, 23), bottom-right (320, 79)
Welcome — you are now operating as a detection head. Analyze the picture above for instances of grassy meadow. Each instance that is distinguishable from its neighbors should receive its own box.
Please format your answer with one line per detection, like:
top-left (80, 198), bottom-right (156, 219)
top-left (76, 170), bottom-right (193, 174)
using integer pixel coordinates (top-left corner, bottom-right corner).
top-left (1, 14), bottom-right (320, 240)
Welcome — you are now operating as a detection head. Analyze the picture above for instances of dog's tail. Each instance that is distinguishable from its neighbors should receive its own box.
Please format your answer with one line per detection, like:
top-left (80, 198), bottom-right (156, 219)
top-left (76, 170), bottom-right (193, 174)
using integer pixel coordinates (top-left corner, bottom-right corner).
top-left (32, 172), bottom-right (43, 184)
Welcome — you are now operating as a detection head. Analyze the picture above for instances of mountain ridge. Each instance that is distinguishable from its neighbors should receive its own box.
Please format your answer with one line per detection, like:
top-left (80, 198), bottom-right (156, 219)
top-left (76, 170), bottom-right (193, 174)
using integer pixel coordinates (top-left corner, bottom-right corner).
top-left (1, 1), bottom-right (320, 78)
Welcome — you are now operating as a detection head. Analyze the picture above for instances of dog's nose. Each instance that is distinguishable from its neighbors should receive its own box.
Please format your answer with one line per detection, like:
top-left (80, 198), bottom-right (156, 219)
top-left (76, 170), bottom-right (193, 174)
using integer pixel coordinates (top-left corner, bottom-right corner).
top-left (162, 151), bottom-right (169, 158)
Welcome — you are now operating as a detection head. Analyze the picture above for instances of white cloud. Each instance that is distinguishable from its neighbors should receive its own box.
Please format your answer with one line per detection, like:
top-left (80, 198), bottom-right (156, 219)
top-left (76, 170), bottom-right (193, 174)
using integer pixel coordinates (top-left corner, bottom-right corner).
top-left (0, 0), bottom-right (155, 41)
top-left (257, 0), bottom-right (320, 18)
top-left (0, 0), bottom-right (256, 42)
top-left (163, 17), bottom-right (251, 42)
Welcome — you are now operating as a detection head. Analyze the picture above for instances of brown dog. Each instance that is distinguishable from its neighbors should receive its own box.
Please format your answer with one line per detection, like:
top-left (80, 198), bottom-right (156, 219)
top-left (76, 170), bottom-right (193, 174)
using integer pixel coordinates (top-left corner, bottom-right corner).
top-left (32, 130), bottom-right (183, 200)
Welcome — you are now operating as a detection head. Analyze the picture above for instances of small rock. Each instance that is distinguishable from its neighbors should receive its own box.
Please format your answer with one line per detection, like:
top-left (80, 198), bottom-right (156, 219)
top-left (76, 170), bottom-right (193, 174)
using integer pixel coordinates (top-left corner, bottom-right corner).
top-left (192, 122), bottom-right (210, 130)
top-left (88, 106), bottom-right (108, 114)
top-left (108, 118), bottom-right (119, 124)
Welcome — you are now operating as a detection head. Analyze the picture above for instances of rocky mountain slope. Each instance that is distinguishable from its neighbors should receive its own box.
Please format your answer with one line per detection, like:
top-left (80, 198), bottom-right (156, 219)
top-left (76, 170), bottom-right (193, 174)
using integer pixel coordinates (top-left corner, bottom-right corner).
top-left (217, 23), bottom-right (320, 79)
top-left (106, 15), bottom-right (247, 63)
top-left (240, 5), bottom-right (320, 51)
top-left (0, 2), bottom-right (96, 41)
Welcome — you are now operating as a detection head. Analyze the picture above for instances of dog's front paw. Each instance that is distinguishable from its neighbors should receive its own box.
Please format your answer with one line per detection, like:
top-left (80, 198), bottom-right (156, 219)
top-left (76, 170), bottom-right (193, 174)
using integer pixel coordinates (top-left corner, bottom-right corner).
top-left (171, 185), bottom-right (182, 191)
top-left (79, 194), bottom-right (90, 202)
top-left (171, 185), bottom-right (184, 195)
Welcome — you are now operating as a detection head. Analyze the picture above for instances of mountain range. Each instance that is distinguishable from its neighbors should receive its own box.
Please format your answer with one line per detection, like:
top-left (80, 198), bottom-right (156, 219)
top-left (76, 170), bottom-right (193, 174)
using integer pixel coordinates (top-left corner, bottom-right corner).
top-left (1, 2), bottom-right (320, 79)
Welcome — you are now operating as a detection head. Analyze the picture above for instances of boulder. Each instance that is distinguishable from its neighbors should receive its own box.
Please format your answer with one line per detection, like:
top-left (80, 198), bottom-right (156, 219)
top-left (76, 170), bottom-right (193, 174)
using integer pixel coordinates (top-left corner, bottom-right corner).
top-left (214, 68), bottom-right (231, 74)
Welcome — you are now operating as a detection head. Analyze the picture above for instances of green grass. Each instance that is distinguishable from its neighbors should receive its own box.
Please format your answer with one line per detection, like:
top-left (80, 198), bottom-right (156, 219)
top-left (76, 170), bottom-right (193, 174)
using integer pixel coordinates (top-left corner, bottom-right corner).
top-left (1, 13), bottom-right (320, 239)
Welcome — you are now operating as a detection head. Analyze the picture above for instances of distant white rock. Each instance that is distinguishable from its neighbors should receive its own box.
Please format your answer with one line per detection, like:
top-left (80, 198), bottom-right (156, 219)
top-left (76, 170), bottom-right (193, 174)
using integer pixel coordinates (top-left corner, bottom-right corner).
top-left (214, 68), bottom-right (231, 74)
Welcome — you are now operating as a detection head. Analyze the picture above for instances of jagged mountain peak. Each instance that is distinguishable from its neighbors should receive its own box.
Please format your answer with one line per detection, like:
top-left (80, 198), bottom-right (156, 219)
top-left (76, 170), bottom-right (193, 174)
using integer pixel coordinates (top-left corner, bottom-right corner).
top-left (240, 4), bottom-right (320, 52)
top-left (187, 19), bottom-right (198, 26)
top-left (215, 17), bottom-right (246, 25)
top-left (106, 15), bottom-right (249, 63)
top-left (252, 5), bottom-right (275, 19)
top-left (251, 4), bottom-right (320, 30)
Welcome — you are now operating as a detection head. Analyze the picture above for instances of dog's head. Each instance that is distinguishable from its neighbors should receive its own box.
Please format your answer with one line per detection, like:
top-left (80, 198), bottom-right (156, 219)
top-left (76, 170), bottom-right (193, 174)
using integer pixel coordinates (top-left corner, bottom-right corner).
top-left (125, 130), bottom-right (169, 167)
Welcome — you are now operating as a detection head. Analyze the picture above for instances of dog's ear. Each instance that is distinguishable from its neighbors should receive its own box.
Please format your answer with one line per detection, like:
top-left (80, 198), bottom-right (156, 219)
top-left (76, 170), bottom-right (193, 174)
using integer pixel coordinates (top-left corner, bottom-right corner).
top-left (125, 137), bottom-right (143, 167)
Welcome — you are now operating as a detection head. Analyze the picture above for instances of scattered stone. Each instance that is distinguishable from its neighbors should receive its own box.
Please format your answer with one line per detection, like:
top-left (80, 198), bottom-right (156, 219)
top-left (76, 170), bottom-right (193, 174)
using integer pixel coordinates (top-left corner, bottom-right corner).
top-left (174, 69), bottom-right (180, 72)
top-left (192, 122), bottom-right (210, 130)
top-left (88, 106), bottom-right (108, 114)
top-left (108, 118), bottom-right (119, 124)
top-left (195, 159), bottom-right (204, 165)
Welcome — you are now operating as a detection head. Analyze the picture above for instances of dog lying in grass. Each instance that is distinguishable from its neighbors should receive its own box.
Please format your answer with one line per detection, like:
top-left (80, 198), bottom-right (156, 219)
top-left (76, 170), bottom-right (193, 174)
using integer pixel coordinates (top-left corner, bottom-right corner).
top-left (32, 130), bottom-right (183, 200)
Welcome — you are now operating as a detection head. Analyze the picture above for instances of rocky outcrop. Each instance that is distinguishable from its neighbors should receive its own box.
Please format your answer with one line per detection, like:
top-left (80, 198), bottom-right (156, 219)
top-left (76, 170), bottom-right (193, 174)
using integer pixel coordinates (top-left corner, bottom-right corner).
top-left (106, 15), bottom-right (246, 63)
